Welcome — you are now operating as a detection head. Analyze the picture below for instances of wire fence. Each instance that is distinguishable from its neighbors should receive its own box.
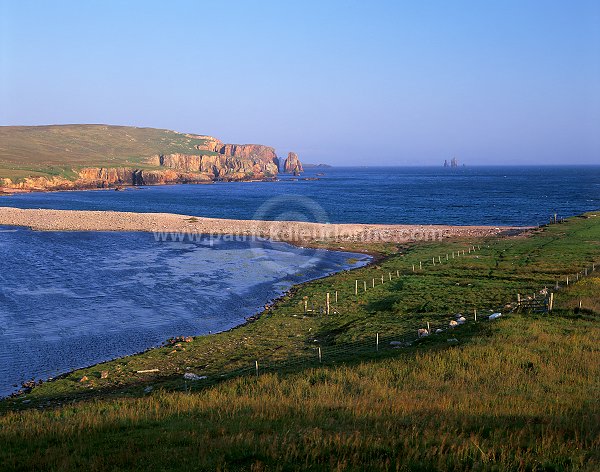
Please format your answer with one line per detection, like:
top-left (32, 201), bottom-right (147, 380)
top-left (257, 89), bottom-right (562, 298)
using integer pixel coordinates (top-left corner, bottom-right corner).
top-left (180, 234), bottom-right (599, 392)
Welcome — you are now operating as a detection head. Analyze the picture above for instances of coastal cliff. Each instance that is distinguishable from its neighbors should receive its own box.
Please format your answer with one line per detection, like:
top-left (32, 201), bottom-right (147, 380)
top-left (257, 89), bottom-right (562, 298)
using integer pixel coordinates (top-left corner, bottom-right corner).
top-left (0, 125), bottom-right (302, 192)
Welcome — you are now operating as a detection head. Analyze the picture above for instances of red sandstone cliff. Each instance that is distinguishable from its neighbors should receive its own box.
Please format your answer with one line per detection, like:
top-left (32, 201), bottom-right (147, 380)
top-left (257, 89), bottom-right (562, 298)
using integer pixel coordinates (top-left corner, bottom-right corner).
top-left (0, 134), bottom-right (302, 192)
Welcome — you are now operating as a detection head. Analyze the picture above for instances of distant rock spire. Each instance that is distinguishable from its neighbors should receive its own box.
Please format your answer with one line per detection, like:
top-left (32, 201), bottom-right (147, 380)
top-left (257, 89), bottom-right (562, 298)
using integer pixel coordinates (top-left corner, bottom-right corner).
top-left (283, 152), bottom-right (303, 175)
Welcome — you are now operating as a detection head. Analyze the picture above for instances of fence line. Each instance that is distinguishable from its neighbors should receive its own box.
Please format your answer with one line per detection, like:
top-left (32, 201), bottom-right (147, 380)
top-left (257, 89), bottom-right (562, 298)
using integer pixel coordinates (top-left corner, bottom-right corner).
top-left (181, 228), bottom-right (598, 391)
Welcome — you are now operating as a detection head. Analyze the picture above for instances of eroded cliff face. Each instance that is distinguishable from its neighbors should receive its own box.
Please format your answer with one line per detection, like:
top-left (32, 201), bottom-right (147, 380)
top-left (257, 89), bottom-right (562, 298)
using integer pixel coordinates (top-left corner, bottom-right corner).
top-left (76, 167), bottom-right (213, 187)
top-left (283, 152), bottom-right (303, 174)
top-left (0, 135), bottom-right (302, 192)
top-left (150, 153), bottom-right (279, 180)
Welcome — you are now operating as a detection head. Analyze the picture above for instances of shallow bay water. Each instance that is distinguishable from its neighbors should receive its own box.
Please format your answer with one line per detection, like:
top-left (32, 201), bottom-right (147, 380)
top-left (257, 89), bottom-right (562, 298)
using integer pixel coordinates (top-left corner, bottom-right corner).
top-left (0, 227), bottom-right (369, 397)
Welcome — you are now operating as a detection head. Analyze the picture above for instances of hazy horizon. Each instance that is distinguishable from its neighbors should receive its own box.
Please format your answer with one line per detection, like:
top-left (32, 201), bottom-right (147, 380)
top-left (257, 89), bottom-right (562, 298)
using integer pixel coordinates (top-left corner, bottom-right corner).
top-left (1, 1), bottom-right (598, 166)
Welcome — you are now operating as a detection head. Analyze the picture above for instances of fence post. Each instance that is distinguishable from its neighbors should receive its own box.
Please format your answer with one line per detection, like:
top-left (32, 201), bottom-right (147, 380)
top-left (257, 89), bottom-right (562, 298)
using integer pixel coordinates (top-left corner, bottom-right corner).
top-left (335, 291), bottom-right (338, 303)
top-left (427, 321), bottom-right (430, 334)
top-left (372, 278), bottom-right (375, 288)
top-left (318, 347), bottom-right (322, 363)
top-left (548, 293), bottom-right (554, 312)
top-left (255, 360), bottom-right (259, 377)
top-left (364, 281), bottom-right (367, 292)
top-left (376, 333), bottom-right (379, 352)
top-left (326, 293), bottom-right (330, 315)
top-left (396, 269), bottom-right (400, 277)
top-left (355, 280), bottom-right (358, 295)
top-left (517, 293), bottom-right (521, 307)
top-left (419, 261), bottom-right (422, 270)
top-left (474, 308), bottom-right (477, 321)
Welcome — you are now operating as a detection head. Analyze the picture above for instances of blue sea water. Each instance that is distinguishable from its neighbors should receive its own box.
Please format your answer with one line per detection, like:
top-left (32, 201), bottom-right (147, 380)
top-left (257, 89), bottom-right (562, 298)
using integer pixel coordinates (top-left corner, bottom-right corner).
top-left (4, 166), bottom-right (600, 226)
top-left (0, 228), bottom-right (369, 397)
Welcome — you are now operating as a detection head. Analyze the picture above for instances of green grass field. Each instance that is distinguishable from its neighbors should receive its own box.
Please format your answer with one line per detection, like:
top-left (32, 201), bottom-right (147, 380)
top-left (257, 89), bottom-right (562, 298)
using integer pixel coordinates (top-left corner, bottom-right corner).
top-left (1, 213), bottom-right (599, 471)
top-left (0, 124), bottom-right (216, 182)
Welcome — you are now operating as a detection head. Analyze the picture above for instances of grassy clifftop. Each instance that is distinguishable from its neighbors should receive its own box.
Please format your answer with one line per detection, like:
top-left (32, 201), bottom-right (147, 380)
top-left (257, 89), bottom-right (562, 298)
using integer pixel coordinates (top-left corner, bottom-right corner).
top-left (0, 124), bottom-right (215, 181)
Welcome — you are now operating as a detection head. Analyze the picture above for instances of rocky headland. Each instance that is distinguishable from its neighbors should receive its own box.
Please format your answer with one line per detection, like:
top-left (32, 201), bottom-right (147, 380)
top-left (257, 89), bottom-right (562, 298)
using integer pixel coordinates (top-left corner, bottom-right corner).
top-left (0, 126), bottom-right (302, 193)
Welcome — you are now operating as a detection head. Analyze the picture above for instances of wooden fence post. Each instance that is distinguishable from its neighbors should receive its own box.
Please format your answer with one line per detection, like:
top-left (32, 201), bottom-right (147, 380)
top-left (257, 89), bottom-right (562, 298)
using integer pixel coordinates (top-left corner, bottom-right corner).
top-left (376, 333), bottom-right (379, 352)
top-left (326, 293), bottom-right (330, 315)
top-left (255, 360), bottom-right (259, 377)
top-left (318, 347), bottom-right (322, 363)
top-left (548, 293), bottom-right (554, 312)
top-left (355, 280), bottom-right (358, 295)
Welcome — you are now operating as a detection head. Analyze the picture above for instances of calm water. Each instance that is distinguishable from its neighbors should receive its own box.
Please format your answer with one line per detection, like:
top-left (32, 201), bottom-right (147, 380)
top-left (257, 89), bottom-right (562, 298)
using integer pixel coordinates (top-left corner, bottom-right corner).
top-left (0, 227), bottom-right (369, 397)
top-left (4, 166), bottom-right (600, 226)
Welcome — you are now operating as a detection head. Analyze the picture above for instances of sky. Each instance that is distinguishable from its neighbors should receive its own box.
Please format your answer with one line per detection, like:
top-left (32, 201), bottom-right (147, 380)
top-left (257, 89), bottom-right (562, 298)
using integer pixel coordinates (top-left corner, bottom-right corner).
top-left (0, 0), bottom-right (599, 165)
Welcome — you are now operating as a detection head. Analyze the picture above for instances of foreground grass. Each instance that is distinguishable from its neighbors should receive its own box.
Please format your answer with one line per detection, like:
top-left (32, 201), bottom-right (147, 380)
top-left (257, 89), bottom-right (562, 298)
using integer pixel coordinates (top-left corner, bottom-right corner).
top-left (0, 310), bottom-right (598, 471)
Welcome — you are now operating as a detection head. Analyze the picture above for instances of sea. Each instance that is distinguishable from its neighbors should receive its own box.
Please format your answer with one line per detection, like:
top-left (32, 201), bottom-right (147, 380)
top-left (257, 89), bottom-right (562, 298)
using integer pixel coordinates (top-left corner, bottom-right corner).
top-left (1, 166), bottom-right (599, 396)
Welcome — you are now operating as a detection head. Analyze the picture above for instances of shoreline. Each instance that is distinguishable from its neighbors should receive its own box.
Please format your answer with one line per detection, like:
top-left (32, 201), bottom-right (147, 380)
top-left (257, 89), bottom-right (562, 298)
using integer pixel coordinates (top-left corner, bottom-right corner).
top-left (0, 206), bottom-right (531, 400)
top-left (1, 237), bottom-right (373, 399)
top-left (0, 207), bottom-right (530, 245)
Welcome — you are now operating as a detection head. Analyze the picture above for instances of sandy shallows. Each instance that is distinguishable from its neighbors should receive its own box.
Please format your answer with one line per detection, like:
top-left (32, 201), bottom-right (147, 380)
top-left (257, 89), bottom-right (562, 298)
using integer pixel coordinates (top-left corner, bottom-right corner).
top-left (0, 207), bottom-right (529, 244)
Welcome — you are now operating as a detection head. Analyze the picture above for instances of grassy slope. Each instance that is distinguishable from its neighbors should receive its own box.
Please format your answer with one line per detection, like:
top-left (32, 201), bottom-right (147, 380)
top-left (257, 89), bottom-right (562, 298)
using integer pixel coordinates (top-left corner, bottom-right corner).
top-left (0, 214), bottom-right (599, 470)
top-left (0, 124), bottom-right (216, 181)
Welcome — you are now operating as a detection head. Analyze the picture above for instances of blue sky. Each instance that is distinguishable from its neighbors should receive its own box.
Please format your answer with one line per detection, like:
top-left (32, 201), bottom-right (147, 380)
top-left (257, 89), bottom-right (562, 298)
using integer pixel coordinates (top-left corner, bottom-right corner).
top-left (1, 0), bottom-right (598, 165)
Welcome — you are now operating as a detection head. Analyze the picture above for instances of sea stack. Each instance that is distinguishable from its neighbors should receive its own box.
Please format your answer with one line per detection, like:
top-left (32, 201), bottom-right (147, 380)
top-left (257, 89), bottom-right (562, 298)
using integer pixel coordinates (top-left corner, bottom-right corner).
top-left (283, 152), bottom-right (303, 174)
